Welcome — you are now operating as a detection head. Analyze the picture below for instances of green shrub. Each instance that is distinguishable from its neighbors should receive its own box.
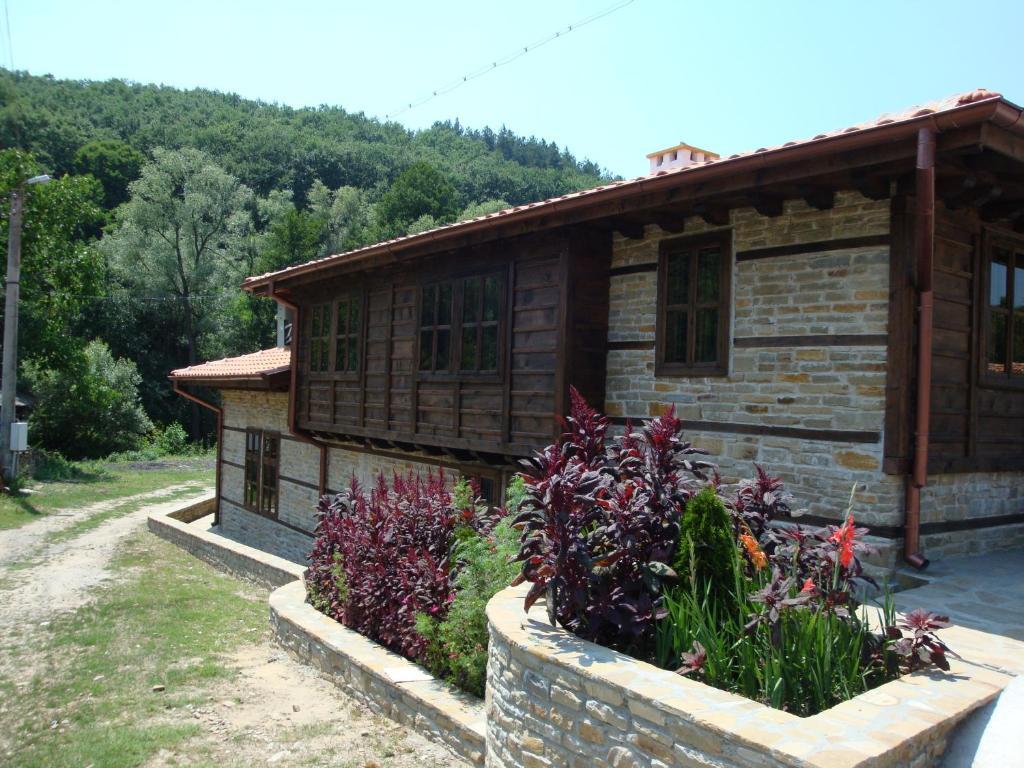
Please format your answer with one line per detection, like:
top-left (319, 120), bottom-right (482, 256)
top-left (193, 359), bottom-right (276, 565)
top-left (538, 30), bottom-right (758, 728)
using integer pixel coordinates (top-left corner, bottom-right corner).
top-left (417, 517), bottom-right (520, 696)
top-left (416, 477), bottom-right (526, 697)
top-left (673, 487), bottom-right (740, 612)
top-left (30, 449), bottom-right (96, 482)
top-left (153, 422), bottom-right (190, 456)
top-left (24, 340), bottom-right (153, 460)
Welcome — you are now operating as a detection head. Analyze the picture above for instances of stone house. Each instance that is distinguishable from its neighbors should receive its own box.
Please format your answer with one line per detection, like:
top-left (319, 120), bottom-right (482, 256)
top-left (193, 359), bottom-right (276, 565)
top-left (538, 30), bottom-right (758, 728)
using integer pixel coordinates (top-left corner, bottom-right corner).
top-left (171, 89), bottom-right (1024, 572)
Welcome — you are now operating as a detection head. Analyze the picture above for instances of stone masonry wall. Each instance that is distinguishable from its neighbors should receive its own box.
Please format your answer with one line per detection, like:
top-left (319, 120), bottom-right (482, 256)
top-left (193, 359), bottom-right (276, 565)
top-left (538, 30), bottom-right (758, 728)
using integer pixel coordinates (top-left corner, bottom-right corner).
top-left (219, 389), bottom-right (463, 564)
top-left (911, 471), bottom-right (1024, 560)
top-left (605, 192), bottom-right (904, 559)
top-left (605, 191), bottom-right (1024, 569)
top-left (220, 389), bottom-right (316, 563)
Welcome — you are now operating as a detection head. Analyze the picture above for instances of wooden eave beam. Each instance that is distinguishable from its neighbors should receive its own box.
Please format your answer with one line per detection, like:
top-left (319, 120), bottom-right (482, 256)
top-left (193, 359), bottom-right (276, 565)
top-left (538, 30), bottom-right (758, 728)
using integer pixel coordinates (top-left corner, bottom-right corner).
top-left (980, 198), bottom-right (1024, 223)
top-left (851, 172), bottom-right (892, 201)
top-left (650, 210), bottom-right (687, 233)
top-left (273, 126), bottom-right (997, 290)
top-left (692, 203), bottom-right (730, 226)
top-left (799, 184), bottom-right (836, 211)
top-left (939, 176), bottom-right (1005, 210)
top-left (752, 192), bottom-right (785, 217)
top-left (981, 122), bottom-right (1024, 165)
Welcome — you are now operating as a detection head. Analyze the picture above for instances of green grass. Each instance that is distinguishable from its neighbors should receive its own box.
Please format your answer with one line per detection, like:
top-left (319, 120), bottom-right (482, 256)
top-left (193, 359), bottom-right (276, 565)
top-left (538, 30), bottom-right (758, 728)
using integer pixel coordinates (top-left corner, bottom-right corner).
top-left (48, 482), bottom-right (210, 545)
top-left (0, 532), bottom-right (267, 768)
top-left (0, 460), bottom-right (214, 530)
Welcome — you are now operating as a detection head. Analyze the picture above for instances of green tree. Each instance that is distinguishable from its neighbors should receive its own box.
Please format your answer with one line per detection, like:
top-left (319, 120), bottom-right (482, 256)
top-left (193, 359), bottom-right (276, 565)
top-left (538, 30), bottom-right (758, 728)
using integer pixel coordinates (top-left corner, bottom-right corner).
top-left (459, 198), bottom-right (510, 221)
top-left (73, 139), bottom-right (146, 209)
top-left (307, 181), bottom-right (372, 254)
top-left (375, 162), bottom-right (459, 236)
top-left (262, 207), bottom-right (324, 272)
top-left (0, 149), bottom-right (106, 371)
top-left (102, 147), bottom-right (253, 435)
top-left (24, 339), bottom-right (153, 459)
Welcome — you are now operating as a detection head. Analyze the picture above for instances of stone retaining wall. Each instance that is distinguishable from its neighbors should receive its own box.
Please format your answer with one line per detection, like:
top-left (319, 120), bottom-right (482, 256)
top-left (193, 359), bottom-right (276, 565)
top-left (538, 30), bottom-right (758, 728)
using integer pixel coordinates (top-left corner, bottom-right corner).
top-left (148, 498), bottom-right (304, 589)
top-left (271, 580), bottom-right (486, 765)
top-left (485, 584), bottom-right (1021, 768)
top-left (156, 499), bottom-right (1024, 768)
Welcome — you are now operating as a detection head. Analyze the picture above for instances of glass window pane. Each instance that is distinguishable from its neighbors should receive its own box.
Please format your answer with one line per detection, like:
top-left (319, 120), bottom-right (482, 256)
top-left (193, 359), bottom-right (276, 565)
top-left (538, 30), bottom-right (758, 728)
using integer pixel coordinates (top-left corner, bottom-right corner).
top-left (438, 283), bottom-right (453, 326)
top-left (436, 329), bottom-right (451, 370)
top-left (990, 249), bottom-right (1009, 308)
top-left (311, 305), bottom-right (322, 337)
top-left (348, 336), bottom-right (359, 371)
top-left (335, 337), bottom-right (347, 371)
top-left (310, 339), bottom-right (320, 371)
top-left (667, 253), bottom-right (689, 305)
top-left (665, 311), bottom-right (687, 363)
top-left (482, 325), bottom-right (498, 370)
top-left (1014, 313), bottom-right (1024, 376)
top-left (319, 340), bottom-right (330, 371)
top-left (421, 285), bottom-right (436, 326)
top-left (419, 330), bottom-right (433, 370)
top-left (462, 326), bottom-right (477, 370)
top-left (695, 308), bottom-right (719, 363)
top-left (697, 248), bottom-right (721, 303)
top-left (350, 297), bottom-right (361, 330)
top-left (336, 300), bottom-right (347, 336)
top-left (483, 276), bottom-right (501, 321)
top-left (989, 310), bottom-right (1008, 374)
top-left (1015, 263), bottom-right (1024, 310)
top-left (464, 278), bottom-right (480, 323)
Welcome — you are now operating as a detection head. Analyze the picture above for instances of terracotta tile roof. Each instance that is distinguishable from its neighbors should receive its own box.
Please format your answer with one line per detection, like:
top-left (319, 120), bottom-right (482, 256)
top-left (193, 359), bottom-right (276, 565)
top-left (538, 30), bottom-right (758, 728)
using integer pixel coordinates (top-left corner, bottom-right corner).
top-left (243, 89), bottom-right (1014, 289)
top-left (169, 347), bottom-right (291, 380)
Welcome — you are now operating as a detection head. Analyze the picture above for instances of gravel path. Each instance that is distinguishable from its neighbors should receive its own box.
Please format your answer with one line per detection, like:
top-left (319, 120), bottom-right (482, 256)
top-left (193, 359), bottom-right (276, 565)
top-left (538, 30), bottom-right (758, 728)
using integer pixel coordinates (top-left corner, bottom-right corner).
top-left (0, 485), bottom-right (213, 628)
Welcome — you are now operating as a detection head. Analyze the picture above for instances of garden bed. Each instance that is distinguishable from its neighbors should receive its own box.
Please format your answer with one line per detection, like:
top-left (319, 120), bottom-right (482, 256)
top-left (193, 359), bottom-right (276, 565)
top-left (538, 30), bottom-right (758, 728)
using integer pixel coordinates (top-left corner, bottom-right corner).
top-left (486, 583), bottom-right (1020, 768)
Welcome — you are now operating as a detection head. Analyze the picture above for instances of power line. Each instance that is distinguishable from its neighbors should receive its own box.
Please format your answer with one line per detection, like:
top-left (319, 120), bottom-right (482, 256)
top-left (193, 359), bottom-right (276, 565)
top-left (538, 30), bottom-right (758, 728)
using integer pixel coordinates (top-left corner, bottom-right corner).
top-left (383, 0), bottom-right (639, 121)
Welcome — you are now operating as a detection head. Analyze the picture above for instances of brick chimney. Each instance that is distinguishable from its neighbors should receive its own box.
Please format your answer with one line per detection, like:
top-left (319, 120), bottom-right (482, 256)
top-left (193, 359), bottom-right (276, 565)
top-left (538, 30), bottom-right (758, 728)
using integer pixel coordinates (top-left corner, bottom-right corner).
top-left (646, 142), bottom-right (720, 173)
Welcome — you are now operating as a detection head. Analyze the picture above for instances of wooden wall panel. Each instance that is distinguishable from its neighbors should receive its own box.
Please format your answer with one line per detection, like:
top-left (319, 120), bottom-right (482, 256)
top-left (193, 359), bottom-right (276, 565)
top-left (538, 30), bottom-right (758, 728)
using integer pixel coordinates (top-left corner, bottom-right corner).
top-left (291, 228), bottom-right (611, 459)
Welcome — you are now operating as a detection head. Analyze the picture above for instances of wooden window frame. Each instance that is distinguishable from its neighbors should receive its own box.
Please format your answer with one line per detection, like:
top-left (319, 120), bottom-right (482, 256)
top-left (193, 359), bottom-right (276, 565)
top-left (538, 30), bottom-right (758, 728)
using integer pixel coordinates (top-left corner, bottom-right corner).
top-left (418, 280), bottom-right (455, 374)
top-left (980, 229), bottom-right (1024, 389)
top-left (243, 429), bottom-right (261, 510)
top-left (457, 273), bottom-right (503, 375)
top-left (655, 231), bottom-right (732, 377)
top-left (242, 429), bottom-right (280, 519)
top-left (306, 303), bottom-right (332, 374)
top-left (417, 271), bottom-right (506, 380)
top-left (333, 292), bottom-right (364, 378)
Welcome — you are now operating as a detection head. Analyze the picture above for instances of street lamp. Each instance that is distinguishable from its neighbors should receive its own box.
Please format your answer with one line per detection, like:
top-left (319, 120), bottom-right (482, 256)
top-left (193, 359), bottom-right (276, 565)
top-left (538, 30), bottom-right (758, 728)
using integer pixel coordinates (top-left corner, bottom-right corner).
top-left (1, 173), bottom-right (51, 486)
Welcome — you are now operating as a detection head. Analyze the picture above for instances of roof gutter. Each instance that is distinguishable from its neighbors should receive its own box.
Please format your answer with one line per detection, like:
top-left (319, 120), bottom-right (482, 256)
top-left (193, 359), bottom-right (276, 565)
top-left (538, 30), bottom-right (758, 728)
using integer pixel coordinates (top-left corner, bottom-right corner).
top-left (172, 382), bottom-right (223, 527)
top-left (904, 126), bottom-right (936, 570)
top-left (242, 97), bottom-right (1018, 293)
top-left (267, 281), bottom-right (329, 498)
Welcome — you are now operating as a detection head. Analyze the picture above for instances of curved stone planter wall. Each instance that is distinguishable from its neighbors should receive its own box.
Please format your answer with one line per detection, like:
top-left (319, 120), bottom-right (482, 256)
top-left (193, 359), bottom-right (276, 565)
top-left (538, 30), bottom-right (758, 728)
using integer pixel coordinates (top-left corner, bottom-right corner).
top-left (486, 584), bottom-right (1022, 768)
top-left (154, 499), bottom-right (1024, 768)
top-left (271, 581), bottom-right (486, 765)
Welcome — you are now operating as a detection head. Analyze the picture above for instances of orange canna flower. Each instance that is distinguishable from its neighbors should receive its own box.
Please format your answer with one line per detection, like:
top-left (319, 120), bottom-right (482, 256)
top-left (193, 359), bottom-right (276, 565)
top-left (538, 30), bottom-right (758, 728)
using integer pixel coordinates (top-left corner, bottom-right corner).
top-left (740, 532), bottom-right (768, 570)
top-left (801, 578), bottom-right (816, 593)
top-left (829, 515), bottom-right (857, 569)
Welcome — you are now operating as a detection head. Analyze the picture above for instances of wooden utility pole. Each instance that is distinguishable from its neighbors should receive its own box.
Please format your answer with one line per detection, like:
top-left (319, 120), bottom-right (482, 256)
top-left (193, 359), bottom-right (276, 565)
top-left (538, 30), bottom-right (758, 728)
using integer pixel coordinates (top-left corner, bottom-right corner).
top-left (0, 185), bottom-right (23, 483)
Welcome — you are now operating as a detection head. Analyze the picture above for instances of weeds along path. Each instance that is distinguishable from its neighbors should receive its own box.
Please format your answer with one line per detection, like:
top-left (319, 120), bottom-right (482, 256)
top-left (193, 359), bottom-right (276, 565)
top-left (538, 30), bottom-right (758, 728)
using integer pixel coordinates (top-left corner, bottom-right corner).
top-left (0, 485), bottom-right (212, 629)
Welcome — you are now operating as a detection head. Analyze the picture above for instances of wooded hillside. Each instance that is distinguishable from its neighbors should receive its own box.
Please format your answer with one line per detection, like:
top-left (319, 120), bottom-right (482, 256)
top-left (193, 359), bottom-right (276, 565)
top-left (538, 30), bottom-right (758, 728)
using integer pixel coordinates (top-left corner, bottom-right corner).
top-left (0, 69), bottom-right (609, 457)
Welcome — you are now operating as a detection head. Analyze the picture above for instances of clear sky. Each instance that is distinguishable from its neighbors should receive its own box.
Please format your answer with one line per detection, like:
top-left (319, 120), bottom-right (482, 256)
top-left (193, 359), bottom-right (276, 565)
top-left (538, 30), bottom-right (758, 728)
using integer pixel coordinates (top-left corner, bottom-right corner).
top-left (6, 0), bottom-right (1024, 178)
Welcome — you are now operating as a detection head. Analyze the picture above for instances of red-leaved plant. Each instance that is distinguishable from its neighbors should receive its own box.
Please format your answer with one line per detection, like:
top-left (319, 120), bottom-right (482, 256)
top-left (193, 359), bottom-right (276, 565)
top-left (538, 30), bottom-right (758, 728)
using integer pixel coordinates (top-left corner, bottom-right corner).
top-left (512, 389), bottom-right (958, 711)
top-left (308, 471), bottom-right (457, 661)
